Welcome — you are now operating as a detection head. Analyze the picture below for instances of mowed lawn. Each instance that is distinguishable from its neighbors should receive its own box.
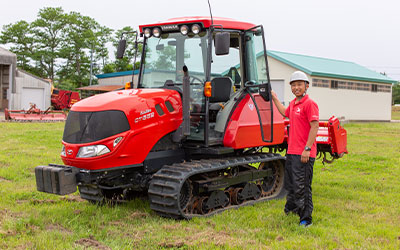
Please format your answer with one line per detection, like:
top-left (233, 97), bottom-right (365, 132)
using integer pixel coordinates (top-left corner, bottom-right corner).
top-left (0, 122), bottom-right (399, 249)
top-left (393, 106), bottom-right (400, 120)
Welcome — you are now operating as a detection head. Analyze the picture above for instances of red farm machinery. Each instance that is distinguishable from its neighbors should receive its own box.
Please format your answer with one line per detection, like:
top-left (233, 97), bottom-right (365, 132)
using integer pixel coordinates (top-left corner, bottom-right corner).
top-left (35, 17), bottom-right (347, 219)
top-left (4, 88), bottom-right (80, 122)
top-left (4, 104), bottom-right (67, 122)
top-left (51, 88), bottom-right (80, 110)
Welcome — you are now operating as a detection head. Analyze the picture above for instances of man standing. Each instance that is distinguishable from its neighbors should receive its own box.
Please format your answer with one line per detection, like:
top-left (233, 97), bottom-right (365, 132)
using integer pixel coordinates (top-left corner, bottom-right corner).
top-left (271, 71), bottom-right (319, 227)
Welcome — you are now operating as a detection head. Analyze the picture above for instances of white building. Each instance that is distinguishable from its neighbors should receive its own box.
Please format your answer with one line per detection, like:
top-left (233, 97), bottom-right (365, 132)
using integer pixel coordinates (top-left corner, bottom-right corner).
top-left (0, 47), bottom-right (51, 110)
top-left (96, 70), bottom-right (139, 88)
top-left (267, 51), bottom-right (395, 121)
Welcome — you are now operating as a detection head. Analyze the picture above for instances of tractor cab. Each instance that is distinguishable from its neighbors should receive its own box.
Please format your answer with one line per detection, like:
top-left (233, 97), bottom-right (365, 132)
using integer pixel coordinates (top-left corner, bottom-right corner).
top-left (119, 17), bottom-right (275, 147)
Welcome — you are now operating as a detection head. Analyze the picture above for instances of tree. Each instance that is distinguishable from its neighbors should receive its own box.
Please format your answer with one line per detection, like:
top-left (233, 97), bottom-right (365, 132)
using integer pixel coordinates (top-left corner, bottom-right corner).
top-left (393, 82), bottom-right (400, 105)
top-left (111, 26), bottom-right (142, 72)
top-left (0, 7), bottom-right (125, 88)
top-left (0, 21), bottom-right (35, 71)
top-left (94, 25), bottom-right (113, 69)
top-left (31, 7), bottom-right (66, 81)
top-left (59, 12), bottom-right (109, 87)
top-left (153, 46), bottom-right (176, 70)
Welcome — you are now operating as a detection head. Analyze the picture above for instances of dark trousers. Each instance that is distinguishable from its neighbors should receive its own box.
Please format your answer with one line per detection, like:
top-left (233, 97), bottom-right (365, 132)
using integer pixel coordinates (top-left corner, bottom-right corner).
top-left (284, 154), bottom-right (315, 222)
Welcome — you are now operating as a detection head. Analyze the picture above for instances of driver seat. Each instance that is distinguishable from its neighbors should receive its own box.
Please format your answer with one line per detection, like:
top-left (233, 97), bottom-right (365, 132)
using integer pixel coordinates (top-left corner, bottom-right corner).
top-left (209, 77), bottom-right (233, 112)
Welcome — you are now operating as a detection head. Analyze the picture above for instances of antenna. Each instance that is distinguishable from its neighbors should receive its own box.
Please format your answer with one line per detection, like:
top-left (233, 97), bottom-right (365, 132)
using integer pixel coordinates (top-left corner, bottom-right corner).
top-left (207, 0), bottom-right (214, 26)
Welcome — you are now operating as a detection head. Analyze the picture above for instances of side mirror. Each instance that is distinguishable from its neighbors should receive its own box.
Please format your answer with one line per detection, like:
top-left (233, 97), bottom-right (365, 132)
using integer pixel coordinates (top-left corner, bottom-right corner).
top-left (214, 32), bottom-right (230, 56)
top-left (116, 39), bottom-right (127, 59)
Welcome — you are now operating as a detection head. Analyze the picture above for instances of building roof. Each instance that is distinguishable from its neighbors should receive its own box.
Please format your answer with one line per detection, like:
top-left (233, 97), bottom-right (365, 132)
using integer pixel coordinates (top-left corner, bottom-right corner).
top-left (0, 47), bottom-right (16, 57)
top-left (0, 47), bottom-right (17, 65)
top-left (95, 69), bottom-right (139, 79)
top-left (77, 85), bottom-right (124, 92)
top-left (96, 69), bottom-right (220, 79)
top-left (267, 50), bottom-right (396, 84)
top-left (17, 68), bottom-right (50, 85)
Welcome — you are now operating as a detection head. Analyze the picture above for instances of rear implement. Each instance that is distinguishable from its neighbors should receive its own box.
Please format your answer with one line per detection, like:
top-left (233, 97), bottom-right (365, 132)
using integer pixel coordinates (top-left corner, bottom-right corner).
top-left (5, 104), bottom-right (66, 122)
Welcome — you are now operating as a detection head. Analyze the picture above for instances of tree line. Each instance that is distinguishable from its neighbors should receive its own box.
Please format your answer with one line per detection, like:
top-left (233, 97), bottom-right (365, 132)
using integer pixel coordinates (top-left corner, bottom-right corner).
top-left (0, 7), bottom-right (140, 90)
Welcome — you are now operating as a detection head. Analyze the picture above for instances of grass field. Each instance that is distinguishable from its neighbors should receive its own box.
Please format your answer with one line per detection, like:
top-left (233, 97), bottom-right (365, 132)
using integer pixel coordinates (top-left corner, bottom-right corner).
top-left (0, 122), bottom-right (400, 249)
top-left (392, 106), bottom-right (400, 120)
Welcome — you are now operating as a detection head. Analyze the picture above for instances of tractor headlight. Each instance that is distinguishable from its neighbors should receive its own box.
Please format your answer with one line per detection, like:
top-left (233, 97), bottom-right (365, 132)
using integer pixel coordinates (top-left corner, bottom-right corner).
top-left (144, 28), bottom-right (151, 38)
top-left (191, 24), bottom-right (201, 34)
top-left (180, 25), bottom-right (189, 35)
top-left (77, 145), bottom-right (110, 158)
top-left (152, 27), bottom-right (161, 38)
top-left (61, 145), bottom-right (66, 157)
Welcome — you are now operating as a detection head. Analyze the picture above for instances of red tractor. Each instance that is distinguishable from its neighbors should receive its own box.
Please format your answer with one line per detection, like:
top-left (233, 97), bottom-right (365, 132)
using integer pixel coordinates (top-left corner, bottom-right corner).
top-left (51, 88), bottom-right (80, 110)
top-left (35, 17), bottom-right (347, 219)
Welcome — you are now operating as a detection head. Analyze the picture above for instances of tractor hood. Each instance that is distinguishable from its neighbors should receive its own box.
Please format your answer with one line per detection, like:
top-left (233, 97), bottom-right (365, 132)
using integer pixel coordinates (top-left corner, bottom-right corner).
top-left (70, 88), bottom-right (182, 128)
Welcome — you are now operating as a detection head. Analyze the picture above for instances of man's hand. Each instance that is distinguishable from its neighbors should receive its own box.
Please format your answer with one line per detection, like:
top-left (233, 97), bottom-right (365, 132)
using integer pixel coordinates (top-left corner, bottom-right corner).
top-left (271, 90), bottom-right (278, 100)
top-left (270, 90), bottom-right (286, 117)
top-left (301, 150), bottom-right (310, 163)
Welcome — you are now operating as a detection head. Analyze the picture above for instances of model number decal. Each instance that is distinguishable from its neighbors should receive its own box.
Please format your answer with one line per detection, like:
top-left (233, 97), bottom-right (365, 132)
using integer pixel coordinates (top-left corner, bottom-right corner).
top-left (135, 112), bottom-right (154, 123)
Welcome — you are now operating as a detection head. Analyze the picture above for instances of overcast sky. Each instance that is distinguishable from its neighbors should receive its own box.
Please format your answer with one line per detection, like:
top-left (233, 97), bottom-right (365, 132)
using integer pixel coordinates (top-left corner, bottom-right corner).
top-left (1, 0), bottom-right (399, 81)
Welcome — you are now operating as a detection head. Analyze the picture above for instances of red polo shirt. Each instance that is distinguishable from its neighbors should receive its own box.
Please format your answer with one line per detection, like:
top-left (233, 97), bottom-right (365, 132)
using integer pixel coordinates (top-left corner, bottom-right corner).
top-left (285, 94), bottom-right (319, 158)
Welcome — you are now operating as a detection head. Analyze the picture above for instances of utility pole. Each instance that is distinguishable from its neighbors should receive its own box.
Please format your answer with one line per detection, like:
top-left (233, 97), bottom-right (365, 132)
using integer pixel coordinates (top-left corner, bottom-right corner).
top-left (89, 46), bottom-right (94, 86)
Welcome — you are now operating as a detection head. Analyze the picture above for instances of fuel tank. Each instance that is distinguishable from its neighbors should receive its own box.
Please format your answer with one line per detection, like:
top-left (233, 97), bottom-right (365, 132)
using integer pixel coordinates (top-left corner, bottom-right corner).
top-left (61, 89), bottom-right (182, 170)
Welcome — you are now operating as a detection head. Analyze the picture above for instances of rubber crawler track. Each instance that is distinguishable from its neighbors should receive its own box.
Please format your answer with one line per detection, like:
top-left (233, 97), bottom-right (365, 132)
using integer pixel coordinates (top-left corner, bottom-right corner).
top-left (148, 153), bottom-right (285, 219)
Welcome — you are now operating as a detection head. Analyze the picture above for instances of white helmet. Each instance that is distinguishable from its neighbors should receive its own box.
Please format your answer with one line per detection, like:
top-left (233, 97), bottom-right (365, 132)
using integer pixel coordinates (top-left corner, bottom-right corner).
top-left (290, 71), bottom-right (309, 85)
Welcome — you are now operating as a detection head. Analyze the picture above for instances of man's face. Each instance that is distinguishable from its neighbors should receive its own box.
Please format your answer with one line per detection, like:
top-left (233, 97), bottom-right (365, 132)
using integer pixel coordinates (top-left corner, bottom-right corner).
top-left (290, 80), bottom-right (308, 98)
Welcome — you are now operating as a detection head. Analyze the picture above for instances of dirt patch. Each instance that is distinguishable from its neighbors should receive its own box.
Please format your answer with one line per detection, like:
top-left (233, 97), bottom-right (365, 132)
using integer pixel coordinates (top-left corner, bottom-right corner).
top-left (0, 176), bottom-right (11, 182)
top-left (162, 224), bottom-right (181, 231)
top-left (73, 209), bottom-right (82, 215)
top-left (75, 236), bottom-right (111, 250)
top-left (159, 227), bottom-right (235, 248)
top-left (62, 195), bottom-right (86, 203)
top-left (159, 241), bottom-right (186, 248)
top-left (0, 228), bottom-right (17, 237)
top-left (46, 224), bottom-right (72, 234)
top-left (14, 243), bottom-right (33, 250)
top-left (129, 211), bottom-right (148, 219)
top-left (275, 235), bottom-right (284, 241)
top-left (0, 160), bottom-right (11, 168)
top-left (30, 199), bottom-right (58, 205)
top-left (0, 208), bottom-right (23, 219)
top-left (206, 220), bottom-right (216, 227)
top-left (109, 220), bottom-right (126, 226)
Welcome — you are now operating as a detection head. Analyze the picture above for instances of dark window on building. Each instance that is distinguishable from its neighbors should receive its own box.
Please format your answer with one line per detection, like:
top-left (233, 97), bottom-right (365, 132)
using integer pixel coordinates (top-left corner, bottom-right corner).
top-left (371, 84), bottom-right (378, 92)
top-left (331, 80), bottom-right (338, 89)
top-left (2, 88), bottom-right (7, 99)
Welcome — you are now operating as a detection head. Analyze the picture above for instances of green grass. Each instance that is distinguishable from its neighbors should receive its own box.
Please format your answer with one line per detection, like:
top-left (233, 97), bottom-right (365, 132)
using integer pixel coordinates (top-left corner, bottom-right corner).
top-left (392, 106), bottom-right (400, 120)
top-left (1, 122), bottom-right (400, 249)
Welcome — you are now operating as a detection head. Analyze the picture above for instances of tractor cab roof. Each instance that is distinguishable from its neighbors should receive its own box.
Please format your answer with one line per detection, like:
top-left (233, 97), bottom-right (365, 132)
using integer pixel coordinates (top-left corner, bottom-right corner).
top-left (139, 16), bottom-right (256, 32)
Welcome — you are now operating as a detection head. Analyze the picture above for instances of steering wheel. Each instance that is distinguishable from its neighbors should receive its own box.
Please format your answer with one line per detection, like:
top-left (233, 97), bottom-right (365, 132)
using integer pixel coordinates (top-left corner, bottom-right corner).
top-left (189, 75), bottom-right (203, 85)
top-left (244, 80), bottom-right (257, 87)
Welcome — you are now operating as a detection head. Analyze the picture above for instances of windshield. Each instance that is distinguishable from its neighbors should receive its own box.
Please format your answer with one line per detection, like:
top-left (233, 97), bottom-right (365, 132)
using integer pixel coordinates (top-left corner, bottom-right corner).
top-left (141, 31), bottom-right (208, 88)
